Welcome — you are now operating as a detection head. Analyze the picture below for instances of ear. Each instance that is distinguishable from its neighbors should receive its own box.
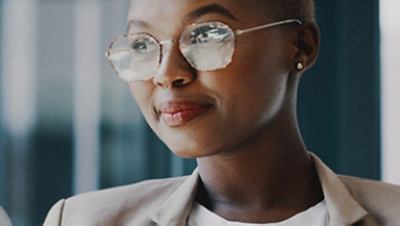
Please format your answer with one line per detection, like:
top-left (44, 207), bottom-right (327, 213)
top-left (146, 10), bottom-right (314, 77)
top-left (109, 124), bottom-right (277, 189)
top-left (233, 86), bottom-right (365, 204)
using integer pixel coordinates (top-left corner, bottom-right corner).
top-left (292, 22), bottom-right (320, 72)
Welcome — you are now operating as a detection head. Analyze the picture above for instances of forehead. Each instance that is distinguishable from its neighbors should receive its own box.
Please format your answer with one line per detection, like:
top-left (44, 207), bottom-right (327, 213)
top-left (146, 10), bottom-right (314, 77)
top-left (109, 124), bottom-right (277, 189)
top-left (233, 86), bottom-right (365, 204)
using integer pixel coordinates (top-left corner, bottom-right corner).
top-left (127, 0), bottom-right (271, 32)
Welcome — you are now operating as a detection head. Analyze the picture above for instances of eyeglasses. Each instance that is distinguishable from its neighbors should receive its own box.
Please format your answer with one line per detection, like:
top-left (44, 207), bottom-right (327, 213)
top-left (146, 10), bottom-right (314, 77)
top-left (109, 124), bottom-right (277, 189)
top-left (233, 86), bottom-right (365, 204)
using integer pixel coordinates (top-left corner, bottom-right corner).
top-left (105, 19), bottom-right (302, 83)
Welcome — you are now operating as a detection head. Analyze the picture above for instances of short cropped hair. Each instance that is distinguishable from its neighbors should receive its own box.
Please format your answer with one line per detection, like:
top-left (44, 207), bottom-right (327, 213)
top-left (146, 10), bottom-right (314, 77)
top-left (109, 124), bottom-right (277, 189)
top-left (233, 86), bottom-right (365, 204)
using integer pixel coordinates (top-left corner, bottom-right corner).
top-left (267, 0), bottom-right (316, 23)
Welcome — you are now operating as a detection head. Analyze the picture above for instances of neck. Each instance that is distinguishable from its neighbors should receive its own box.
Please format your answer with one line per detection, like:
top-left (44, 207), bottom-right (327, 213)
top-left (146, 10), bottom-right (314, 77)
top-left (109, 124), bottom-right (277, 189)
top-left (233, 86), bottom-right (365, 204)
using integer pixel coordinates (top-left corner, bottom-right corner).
top-left (195, 110), bottom-right (323, 222)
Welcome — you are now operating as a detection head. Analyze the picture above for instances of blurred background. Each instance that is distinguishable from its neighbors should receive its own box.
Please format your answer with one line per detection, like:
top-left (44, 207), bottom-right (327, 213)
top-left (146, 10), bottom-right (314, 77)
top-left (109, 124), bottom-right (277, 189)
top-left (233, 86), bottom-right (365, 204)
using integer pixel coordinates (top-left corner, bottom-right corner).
top-left (0, 0), bottom-right (399, 225)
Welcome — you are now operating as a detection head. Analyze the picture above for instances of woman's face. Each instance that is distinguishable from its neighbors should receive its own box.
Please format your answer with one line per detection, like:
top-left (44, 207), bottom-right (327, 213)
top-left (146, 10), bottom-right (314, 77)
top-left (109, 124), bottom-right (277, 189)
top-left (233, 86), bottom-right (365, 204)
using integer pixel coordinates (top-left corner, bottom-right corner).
top-left (127, 0), bottom-right (298, 157)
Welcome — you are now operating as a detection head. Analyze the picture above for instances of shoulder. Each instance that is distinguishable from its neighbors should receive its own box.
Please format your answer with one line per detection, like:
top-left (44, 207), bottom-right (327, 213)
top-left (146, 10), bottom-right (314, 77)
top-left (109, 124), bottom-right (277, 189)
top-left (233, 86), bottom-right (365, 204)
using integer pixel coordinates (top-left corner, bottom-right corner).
top-left (67, 176), bottom-right (188, 206)
top-left (0, 207), bottom-right (11, 226)
top-left (339, 175), bottom-right (400, 205)
top-left (339, 175), bottom-right (400, 224)
top-left (44, 176), bottom-right (188, 226)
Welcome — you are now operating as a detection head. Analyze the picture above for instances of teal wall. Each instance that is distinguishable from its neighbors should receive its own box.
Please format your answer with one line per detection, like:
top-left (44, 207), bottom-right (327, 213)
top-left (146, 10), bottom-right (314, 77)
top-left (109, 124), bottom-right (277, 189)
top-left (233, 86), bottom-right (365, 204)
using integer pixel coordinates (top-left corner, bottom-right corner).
top-left (298, 0), bottom-right (381, 179)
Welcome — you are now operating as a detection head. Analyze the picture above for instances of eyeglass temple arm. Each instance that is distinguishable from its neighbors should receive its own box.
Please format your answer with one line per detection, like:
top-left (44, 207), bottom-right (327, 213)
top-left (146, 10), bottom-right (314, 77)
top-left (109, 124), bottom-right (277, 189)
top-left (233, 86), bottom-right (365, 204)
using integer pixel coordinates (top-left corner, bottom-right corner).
top-left (235, 19), bottom-right (302, 36)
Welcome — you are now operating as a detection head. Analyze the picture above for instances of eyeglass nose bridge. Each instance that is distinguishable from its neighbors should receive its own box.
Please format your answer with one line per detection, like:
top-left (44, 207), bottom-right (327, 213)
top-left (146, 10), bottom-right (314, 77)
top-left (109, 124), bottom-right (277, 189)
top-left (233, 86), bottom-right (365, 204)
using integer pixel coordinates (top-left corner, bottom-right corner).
top-left (159, 39), bottom-right (176, 45)
top-left (157, 39), bottom-right (178, 65)
top-left (153, 38), bottom-right (195, 88)
top-left (157, 38), bottom-right (192, 69)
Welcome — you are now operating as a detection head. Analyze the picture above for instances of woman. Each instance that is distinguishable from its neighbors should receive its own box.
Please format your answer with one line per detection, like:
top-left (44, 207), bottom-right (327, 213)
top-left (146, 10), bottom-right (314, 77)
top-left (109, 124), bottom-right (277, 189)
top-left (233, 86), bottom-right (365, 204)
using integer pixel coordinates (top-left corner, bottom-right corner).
top-left (44, 0), bottom-right (400, 225)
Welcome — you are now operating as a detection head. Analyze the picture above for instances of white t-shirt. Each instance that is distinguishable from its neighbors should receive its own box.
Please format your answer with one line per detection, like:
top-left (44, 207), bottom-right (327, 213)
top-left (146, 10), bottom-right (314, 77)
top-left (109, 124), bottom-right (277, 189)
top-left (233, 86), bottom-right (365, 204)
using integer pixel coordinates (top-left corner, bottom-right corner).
top-left (188, 200), bottom-right (329, 226)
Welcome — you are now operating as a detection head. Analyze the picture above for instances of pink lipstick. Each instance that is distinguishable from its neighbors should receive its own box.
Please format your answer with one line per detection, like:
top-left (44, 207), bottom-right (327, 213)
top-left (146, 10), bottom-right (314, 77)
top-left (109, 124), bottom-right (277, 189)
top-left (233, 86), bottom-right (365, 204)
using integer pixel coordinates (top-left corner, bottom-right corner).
top-left (158, 101), bottom-right (212, 127)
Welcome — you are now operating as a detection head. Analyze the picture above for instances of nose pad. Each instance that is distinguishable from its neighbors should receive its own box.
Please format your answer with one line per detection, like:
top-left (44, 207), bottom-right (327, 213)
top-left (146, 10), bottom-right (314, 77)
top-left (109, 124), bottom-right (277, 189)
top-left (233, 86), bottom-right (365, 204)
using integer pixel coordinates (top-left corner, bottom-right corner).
top-left (152, 42), bottom-right (195, 89)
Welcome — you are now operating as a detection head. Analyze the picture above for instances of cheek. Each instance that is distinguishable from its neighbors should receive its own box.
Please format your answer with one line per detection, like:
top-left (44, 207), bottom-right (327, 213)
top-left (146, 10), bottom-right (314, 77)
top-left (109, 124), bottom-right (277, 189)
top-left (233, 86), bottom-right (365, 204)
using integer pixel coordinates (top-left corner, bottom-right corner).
top-left (129, 82), bottom-right (154, 120)
top-left (209, 41), bottom-right (289, 126)
top-left (235, 32), bottom-right (290, 74)
top-left (223, 44), bottom-right (287, 98)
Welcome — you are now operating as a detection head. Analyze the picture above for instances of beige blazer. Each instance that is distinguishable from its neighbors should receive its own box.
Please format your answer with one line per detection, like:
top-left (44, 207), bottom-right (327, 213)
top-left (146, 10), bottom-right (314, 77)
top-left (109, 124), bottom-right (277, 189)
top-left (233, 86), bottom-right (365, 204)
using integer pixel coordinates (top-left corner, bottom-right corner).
top-left (0, 206), bottom-right (12, 226)
top-left (43, 154), bottom-right (400, 226)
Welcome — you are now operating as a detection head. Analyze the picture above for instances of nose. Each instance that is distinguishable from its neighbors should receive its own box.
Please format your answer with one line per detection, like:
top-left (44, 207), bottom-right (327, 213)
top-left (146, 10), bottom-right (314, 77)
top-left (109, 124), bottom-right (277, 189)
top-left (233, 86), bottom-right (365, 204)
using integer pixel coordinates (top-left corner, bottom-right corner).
top-left (152, 42), bottom-right (195, 89)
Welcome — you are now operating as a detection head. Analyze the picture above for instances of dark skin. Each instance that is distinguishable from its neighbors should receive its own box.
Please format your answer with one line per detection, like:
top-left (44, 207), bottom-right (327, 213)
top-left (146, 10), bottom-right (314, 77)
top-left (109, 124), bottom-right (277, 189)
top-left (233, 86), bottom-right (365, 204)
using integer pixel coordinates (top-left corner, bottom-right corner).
top-left (127, 0), bottom-right (322, 223)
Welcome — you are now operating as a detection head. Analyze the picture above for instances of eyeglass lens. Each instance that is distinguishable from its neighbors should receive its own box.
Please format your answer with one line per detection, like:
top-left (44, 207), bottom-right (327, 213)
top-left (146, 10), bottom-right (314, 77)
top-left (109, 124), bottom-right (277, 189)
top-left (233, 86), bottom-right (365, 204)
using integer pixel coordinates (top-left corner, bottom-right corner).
top-left (108, 21), bottom-right (236, 82)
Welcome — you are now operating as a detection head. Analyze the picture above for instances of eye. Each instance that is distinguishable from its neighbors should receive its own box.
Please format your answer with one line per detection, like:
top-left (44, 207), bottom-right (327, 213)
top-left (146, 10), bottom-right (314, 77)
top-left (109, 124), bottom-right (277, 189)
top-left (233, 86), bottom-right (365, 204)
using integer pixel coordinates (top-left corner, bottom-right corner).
top-left (130, 36), bottom-right (158, 54)
top-left (189, 23), bottom-right (231, 44)
top-left (133, 40), bottom-right (147, 51)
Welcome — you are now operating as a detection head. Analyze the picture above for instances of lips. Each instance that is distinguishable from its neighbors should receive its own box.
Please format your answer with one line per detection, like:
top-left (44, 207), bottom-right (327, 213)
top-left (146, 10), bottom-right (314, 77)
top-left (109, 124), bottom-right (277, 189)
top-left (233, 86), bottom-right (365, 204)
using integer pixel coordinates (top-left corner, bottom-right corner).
top-left (157, 100), bottom-right (213, 127)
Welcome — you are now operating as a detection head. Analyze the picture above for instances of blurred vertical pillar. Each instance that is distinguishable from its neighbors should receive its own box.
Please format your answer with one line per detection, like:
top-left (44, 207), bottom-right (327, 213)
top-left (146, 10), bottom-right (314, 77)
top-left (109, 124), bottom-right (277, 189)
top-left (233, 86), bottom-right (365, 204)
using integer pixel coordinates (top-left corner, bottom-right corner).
top-left (381, 0), bottom-right (400, 185)
top-left (0, 0), bottom-right (5, 206)
top-left (73, 0), bottom-right (102, 194)
top-left (1, 0), bottom-right (38, 225)
top-left (298, 0), bottom-right (381, 179)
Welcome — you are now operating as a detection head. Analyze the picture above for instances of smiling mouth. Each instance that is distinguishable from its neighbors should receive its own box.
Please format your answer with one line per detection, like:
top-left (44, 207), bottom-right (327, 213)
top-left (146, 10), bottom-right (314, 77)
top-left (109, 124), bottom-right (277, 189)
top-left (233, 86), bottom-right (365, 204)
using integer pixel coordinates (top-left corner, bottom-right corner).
top-left (157, 101), bottom-right (213, 127)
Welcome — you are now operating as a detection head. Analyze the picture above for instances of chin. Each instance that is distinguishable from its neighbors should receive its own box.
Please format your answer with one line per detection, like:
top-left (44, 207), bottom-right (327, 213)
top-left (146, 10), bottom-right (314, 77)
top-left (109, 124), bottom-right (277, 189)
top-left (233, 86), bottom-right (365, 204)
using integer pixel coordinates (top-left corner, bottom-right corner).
top-left (171, 147), bottom-right (220, 159)
top-left (148, 125), bottom-right (202, 157)
top-left (165, 140), bottom-right (210, 159)
top-left (146, 114), bottom-right (236, 158)
top-left (170, 149), bottom-right (200, 159)
top-left (160, 132), bottom-right (223, 159)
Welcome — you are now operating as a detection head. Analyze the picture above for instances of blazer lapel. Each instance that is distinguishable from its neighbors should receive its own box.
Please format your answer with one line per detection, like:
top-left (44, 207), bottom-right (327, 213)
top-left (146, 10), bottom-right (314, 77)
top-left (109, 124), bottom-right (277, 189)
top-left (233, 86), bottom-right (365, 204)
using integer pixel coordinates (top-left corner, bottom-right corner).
top-left (310, 153), bottom-right (379, 226)
top-left (149, 169), bottom-right (200, 226)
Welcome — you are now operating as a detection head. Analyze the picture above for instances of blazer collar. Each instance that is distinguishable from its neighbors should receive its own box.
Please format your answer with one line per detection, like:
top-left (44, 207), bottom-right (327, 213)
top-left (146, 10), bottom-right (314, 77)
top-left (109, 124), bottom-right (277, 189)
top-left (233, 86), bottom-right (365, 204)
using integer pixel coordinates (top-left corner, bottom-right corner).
top-left (309, 153), bottom-right (370, 226)
top-left (150, 153), bottom-right (371, 225)
top-left (149, 168), bottom-right (200, 225)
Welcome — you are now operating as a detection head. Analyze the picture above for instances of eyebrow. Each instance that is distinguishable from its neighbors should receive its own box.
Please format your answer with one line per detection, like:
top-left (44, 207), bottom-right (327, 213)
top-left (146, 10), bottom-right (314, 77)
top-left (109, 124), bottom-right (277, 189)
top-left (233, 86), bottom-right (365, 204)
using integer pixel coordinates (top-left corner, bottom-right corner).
top-left (185, 4), bottom-right (238, 21)
top-left (127, 20), bottom-right (151, 33)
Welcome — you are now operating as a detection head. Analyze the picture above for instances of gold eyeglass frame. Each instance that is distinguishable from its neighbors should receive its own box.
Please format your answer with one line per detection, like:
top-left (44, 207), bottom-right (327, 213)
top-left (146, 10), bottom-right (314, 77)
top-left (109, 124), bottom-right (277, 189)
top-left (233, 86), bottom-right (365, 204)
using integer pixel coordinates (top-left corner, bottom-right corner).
top-left (105, 19), bottom-right (302, 83)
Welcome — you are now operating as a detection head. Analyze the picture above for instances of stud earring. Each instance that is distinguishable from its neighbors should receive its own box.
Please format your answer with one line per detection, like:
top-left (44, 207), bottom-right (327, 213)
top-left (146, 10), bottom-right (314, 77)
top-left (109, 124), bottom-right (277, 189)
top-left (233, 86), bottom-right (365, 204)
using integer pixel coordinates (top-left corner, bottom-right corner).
top-left (296, 62), bottom-right (304, 70)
